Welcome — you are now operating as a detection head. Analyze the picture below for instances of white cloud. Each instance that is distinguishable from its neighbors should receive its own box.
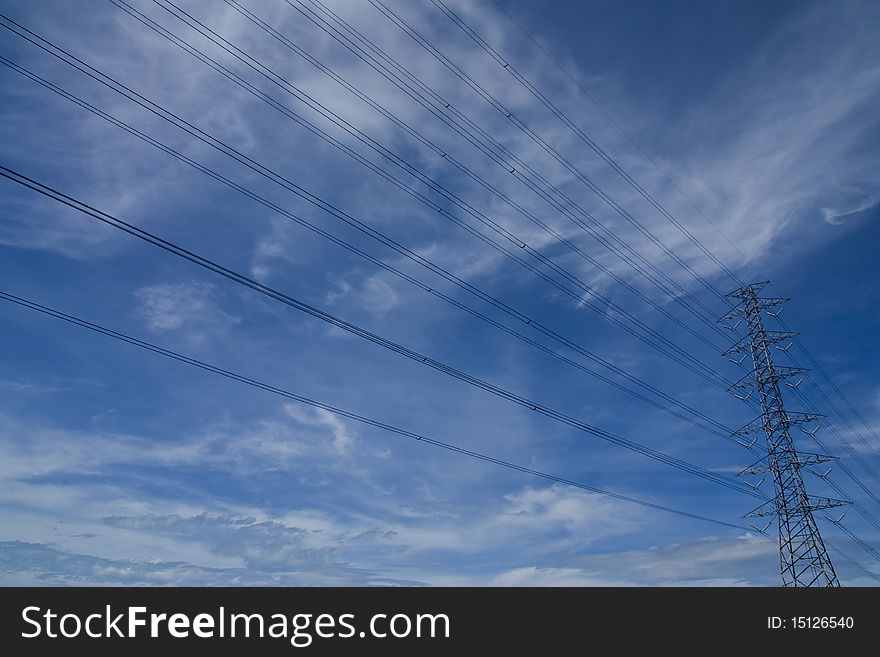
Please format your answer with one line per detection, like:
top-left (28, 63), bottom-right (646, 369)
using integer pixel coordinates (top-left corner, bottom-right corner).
top-left (133, 281), bottom-right (239, 338)
top-left (9, 525), bottom-right (865, 586)
top-left (324, 273), bottom-right (401, 317)
top-left (491, 566), bottom-right (623, 587)
top-left (652, 2), bottom-right (880, 271)
top-left (489, 533), bottom-right (779, 586)
top-left (821, 194), bottom-right (879, 226)
top-left (0, 402), bottom-right (383, 489)
top-left (491, 485), bottom-right (644, 546)
top-left (343, 483), bottom-right (647, 558)
top-left (0, 403), bottom-right (870, 586)
top-left (283, 404), bottom-right (356, 455)
top-left (3, 0), bottom-right (876, 296)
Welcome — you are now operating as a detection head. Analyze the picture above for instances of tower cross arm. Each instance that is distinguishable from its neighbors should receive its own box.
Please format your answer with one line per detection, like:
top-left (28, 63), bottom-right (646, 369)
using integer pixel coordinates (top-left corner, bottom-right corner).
top-left (743, 496), bottom-right (849, 519)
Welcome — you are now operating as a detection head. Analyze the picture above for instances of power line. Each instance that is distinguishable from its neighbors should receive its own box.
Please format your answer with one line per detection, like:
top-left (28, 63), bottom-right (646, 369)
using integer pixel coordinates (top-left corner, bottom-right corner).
top-left (73, 0), bottom-right (732, 385)
top-left (301, 0), bottom-right (731, 336)
top-left (291, 1), bottom-right (829, 441)
top-left (808, 355), bottom-right (880, 464)
top-left (17, 3), bottom-right (864, 512)
top-left (11, 285), bottom-right (880, 581)
top-left (0, 54), bottom-right (737, 439)
top-left (369, 0), bottom-right (733, 309)
top-left (285, 0), bottom-right (735, 348)
top-left (442, 0), bottom-right (880, 500)
top-left (756, 357), bottom-right (880, 547)
top-left (818, 470), bottom-right (880, 534)
top-left (288, 0), bottom-right (784, 430)
top-left (762, 314), bottom-right (880, 489)
top-left (222, 0), bottom-right (728, 357)
top-left (485, 0), bottom-right (751, 268)
top-left (825, 539), bottom-right (880, 584)
top-left (319, 3), bottom-right (875, 478)
top-left (428, 0), bottom-right (744, 293)
top-left (834, 521), bottom-right (880, 563)
top-left (788, 385), bottom-right (880, 507)
top-left (0, 165), bottom-right (765, 499)
top-left (130, 0), bottom-right (731, 383)
top-left (130, 3), bottom-right (880, 480)
top-left (477, 0), bottom-right (880, 501)
top-left (0, 9), bottom-right (734, 390)
top-left (779, 320), bottom-right (880, 477)
top-left (297, 0), bottom-right (880, 523)
top-left (0, 290), bottom-right (758, 532)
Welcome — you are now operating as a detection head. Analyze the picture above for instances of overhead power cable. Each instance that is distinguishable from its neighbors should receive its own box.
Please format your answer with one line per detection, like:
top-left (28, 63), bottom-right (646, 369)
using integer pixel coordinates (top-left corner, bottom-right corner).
top-left (427, 0), bottom-right (744, 294)
top-left (766, 315), bottom-right (880, 490)
top-left (825, 539), bottom-right (880, 584)
top-left (308, 1), bottom-right (880, 469)
top-left (820, 472), bottom-right (880, 534)
top-left (0, 54), bottom-right (736, 438)
top-left (125, 0), bottom-right (729, 383)
top-left (835, 521), bottom-right (880, 564)
top-left (260, 0), bottom-right (737, 351)
top-left (486, 0), bottom-right (750, 267)
top-left (8, 288), bottom-right (878, 582)
top-left (293, 0), bottom-right (734, 344)
top-left (445, 0), bottom-right (880, 502)
top-left (475, 0), bottom-right (880, 498)
top-left (296, 0), bottom-right (880, 501)
top-left (789, 385), bottom-right (880, 503)
top-left (369, 0), bottom-right (733, 309)
top-left (221, 0), bottom-right (727, 357)
top-left (778, 316), bottom-right (880, 476)
top-left (0, 165), bottom-right (764, 499)
top-left (0, 289), bottom-right (753, 532)
top-left (0, 10), bottom-right (732, 390)
top-left (743, 363), bottom-right (880, 529)
top-left (2, 5), bottom-right (876, 587)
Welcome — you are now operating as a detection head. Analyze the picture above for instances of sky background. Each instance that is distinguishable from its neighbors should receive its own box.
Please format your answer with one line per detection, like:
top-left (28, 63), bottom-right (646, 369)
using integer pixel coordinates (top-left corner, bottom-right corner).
top-left (0, 0), bottom-right (878, 586)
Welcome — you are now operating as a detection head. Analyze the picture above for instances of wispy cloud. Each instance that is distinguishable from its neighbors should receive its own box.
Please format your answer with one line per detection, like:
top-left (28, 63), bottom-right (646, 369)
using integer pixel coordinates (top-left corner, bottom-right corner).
top-left (490, 533), bottom-right (778, 586)
top-left (133, 281), bottom-right (239, 338)
top-left (324, 274), bottom-right (401, 317)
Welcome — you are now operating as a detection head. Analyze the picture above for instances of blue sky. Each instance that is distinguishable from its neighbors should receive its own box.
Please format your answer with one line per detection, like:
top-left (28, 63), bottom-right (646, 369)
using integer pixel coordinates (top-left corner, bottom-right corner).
top-left (0, 0), bottom-right (878, 586)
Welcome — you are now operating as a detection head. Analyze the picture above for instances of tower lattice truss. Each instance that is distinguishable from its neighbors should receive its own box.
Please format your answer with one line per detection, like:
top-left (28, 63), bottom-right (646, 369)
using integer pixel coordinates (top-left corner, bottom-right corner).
top-left (721, 282), bottom-right (846, 587)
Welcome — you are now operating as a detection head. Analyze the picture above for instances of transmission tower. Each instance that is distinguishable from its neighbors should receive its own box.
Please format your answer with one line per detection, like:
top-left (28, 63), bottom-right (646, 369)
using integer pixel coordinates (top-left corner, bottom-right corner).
top-left (720, 282), bottom-right (847, 587)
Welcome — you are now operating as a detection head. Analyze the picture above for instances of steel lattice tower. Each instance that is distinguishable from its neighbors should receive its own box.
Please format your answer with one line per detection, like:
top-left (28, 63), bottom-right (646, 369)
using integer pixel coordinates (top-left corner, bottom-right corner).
top-left (720, 282), bottom-right (846, 587)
